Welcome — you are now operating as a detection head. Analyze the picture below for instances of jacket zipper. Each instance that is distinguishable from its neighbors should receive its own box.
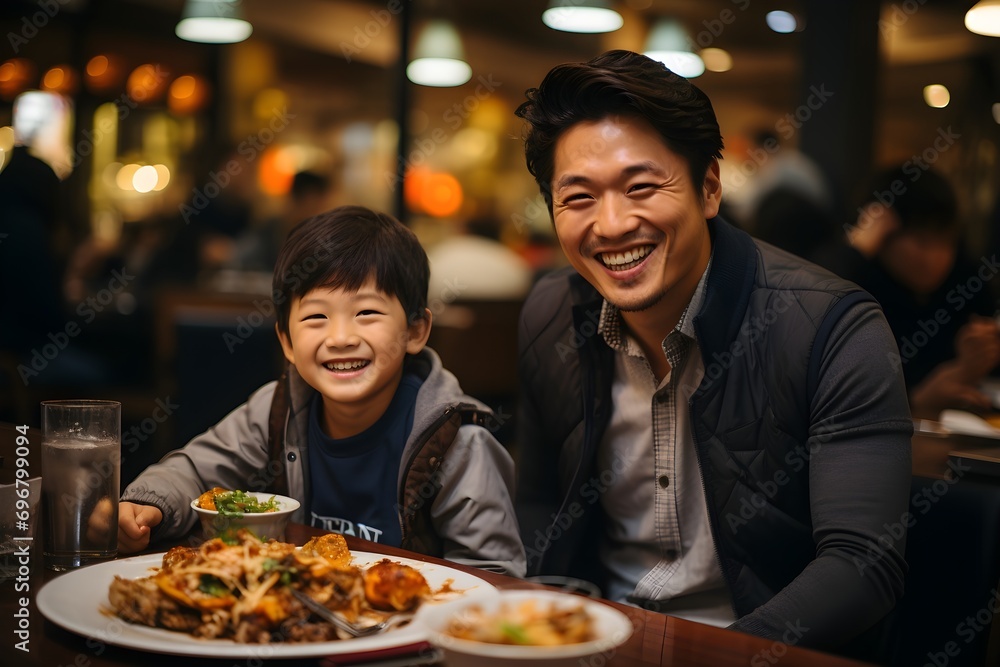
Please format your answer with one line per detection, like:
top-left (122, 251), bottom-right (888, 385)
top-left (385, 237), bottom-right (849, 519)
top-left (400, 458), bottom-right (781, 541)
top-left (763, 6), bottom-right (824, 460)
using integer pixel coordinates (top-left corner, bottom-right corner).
top-left (396, 405), bottom-right (457, 543)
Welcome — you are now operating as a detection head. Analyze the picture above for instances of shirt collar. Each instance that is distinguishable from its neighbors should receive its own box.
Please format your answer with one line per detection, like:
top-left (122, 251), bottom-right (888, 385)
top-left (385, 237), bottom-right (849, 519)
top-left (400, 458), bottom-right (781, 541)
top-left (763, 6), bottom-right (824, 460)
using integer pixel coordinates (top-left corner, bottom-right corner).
top-left (598, 256), bottom-right (713, 356)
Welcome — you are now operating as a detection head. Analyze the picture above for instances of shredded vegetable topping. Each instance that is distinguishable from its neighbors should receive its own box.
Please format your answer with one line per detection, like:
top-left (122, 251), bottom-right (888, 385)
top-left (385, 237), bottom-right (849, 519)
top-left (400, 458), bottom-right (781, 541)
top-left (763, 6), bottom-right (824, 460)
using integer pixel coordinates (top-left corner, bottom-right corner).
top-left (196, 488), bottom-right (279, 515)
top-left (107, 531), bottom-right (430, 644)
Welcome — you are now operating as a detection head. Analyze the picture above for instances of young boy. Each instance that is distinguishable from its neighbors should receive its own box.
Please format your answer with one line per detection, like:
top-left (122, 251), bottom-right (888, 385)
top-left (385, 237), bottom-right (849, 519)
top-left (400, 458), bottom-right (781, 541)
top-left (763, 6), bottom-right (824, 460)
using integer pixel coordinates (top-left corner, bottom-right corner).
top-left (118, 206), bottom-right (526, 576)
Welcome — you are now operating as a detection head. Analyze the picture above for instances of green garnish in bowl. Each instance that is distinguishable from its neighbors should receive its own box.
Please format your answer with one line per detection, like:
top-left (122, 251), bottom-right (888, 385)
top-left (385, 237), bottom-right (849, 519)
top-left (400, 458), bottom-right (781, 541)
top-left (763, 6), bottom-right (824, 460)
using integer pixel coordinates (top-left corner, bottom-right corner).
top-left (213, 490), bottom-right (279, 517)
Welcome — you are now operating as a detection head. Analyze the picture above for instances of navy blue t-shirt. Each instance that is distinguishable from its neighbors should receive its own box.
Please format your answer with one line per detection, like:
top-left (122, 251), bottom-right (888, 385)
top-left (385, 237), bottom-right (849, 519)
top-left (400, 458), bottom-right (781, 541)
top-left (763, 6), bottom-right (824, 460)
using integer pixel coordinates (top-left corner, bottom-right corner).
top-left (307, 372), bottom-right (423, 546)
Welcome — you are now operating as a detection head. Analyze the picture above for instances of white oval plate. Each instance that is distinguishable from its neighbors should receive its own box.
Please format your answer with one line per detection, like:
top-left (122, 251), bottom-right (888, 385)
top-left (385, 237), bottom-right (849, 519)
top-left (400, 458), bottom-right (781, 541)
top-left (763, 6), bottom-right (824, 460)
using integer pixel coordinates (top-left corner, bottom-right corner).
top-left (37, 550), bottom-right (497, 659)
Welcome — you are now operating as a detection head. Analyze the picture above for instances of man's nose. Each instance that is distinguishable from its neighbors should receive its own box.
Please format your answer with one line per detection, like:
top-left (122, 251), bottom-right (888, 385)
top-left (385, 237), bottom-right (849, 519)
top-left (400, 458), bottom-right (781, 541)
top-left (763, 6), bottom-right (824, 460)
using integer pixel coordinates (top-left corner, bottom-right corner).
top-left (593, 194), bottom-right (639, 239)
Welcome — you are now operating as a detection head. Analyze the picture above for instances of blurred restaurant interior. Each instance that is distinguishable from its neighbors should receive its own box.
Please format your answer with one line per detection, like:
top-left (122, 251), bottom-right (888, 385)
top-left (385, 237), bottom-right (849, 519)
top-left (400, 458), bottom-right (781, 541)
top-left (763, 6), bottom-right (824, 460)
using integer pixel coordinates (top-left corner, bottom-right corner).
top-left (1, 0), bottom-right (1000, 483)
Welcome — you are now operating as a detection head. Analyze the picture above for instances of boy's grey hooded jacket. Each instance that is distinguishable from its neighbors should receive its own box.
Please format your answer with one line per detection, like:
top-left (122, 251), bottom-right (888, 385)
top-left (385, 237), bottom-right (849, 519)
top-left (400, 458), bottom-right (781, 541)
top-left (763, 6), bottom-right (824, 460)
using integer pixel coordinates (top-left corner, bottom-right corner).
top-left (123, 348), bottom-right (526, 577)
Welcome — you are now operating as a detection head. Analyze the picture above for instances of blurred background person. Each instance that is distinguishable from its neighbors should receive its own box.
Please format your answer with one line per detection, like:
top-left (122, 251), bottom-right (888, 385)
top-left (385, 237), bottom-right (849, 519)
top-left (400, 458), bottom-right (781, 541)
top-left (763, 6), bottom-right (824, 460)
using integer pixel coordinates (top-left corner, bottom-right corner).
top-left (426, 214), bottom-right (533, 303)
top-left (724, 128), bottom-right (834, 256)
top-left (813, 165), bottom-right (1000, 415)
top-left (0, 91), bottom-right (113, 396)
top-left (228, 169), bottom-right (333, 273)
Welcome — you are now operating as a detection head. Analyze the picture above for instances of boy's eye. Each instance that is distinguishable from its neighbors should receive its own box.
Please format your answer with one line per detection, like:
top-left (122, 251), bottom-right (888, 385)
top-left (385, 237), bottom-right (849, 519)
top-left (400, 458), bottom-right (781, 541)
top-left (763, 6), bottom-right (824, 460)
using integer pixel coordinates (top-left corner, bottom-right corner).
top-left (302, 313), bottom-right (326, 321)
top-left (357, 310), bottom-right (383, 317)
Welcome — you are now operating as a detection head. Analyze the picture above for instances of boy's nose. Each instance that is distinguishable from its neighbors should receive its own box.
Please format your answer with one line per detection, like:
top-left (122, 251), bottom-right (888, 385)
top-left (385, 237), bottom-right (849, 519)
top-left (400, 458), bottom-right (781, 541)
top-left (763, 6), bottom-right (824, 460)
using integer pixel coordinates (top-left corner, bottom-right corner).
top-left (324, 321), bottom-right (359, 347)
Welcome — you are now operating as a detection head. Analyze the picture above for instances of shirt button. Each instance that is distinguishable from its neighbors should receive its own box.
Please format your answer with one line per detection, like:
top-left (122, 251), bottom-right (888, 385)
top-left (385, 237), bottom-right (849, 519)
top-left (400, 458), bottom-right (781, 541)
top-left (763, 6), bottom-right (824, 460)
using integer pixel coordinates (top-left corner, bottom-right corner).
top-left (666, 549), bottom-right (679, 561)
top-left (658, 475), bottom-right (670, 489)
top-left (287, 452), bottom-right (297, 462)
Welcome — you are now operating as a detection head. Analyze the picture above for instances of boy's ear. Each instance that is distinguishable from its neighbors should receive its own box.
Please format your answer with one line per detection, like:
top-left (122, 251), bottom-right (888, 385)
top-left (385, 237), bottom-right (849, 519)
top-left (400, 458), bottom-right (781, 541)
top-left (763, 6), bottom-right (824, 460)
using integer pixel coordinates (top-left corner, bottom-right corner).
top-left (405, 308), bottom-right (433, 355)
top-left (276, 323), bottom-right (296, 364)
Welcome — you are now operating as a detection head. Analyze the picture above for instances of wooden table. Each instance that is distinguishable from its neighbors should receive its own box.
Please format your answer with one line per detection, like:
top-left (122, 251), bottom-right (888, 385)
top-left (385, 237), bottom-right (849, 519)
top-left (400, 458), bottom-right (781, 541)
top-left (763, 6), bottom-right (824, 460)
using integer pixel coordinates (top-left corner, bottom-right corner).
top-left (0, 524), bottom-right (873, 667)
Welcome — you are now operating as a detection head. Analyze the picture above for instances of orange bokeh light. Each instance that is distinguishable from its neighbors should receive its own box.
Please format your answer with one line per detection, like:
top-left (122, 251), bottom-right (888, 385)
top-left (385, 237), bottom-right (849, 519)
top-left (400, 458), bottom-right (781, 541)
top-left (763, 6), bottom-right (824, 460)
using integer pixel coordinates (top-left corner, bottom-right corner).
top-left (0, 59), bottom-right (35, 100)
top-left (85, 54), bottom-right (124, 93)
top-left (420, 172), bottom-right (463, 218)
top-left (126, 64), bottom-right (168, 104)
top-left (41, 65), bottom-right (77, 95)
top-left (168, 74), bottom-right (210, 115)
top-left (404, 166), bottom-right (431, 212)
top-left (258, 147), bottom-right (296, 197)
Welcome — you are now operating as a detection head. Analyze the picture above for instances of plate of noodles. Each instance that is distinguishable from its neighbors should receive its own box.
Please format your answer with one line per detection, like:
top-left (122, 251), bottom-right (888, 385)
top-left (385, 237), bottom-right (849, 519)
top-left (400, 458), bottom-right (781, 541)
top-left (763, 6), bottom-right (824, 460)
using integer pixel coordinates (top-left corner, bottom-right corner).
top-left (36, 531), bottom-right (497, 659)
top-left (414, 589), bottom-right (633, 667)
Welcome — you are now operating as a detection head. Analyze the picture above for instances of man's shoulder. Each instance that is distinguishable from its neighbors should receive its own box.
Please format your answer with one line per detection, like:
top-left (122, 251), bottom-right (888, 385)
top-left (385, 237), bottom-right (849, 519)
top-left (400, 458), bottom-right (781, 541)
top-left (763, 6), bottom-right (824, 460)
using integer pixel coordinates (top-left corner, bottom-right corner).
top-left (519, 268), bottom-right (600, 354)
top-left (752, 239), bottom-right (864, 297)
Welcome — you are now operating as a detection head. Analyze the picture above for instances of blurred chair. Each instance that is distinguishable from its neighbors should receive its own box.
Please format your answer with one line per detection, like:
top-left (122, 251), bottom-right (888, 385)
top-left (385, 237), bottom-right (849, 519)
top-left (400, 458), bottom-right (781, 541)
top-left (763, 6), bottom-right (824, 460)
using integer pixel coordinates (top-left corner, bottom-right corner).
top-left (155, 289), bottom-right (284, 450)
top-left (426, 299), bottom-right (522, 447)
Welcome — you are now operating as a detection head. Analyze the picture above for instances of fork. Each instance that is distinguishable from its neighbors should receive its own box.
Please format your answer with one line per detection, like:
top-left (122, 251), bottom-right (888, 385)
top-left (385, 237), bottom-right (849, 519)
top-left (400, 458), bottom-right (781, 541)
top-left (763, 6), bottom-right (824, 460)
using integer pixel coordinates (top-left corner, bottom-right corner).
top-left (291, 589), bottom-right (413, 637)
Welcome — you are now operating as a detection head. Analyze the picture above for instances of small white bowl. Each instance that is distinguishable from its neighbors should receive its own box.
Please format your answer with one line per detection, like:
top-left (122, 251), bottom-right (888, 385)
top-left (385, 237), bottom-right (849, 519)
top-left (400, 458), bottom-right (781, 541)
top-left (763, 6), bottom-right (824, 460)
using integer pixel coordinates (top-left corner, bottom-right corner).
top-left (414, 589), bottom-right (633, 667)
top-left (190, 491), bottom-right (299, 541)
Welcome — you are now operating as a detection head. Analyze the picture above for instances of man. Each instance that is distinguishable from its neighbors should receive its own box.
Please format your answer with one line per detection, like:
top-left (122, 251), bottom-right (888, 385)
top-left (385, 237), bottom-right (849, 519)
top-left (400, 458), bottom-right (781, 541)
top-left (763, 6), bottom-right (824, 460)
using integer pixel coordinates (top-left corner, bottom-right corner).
top-left (813, 165), bottom-right (1000, 415)
top-left (514, 50), bottom-right (912, 650)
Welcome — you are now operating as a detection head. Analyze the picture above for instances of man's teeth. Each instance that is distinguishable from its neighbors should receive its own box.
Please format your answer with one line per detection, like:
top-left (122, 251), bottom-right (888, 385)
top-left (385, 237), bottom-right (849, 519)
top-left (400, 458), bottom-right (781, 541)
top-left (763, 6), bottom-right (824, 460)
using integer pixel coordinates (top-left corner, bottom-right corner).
top-left (601, 245), bottom-right (652, 269)
top-left (325, 360), bottom-right (369, 371)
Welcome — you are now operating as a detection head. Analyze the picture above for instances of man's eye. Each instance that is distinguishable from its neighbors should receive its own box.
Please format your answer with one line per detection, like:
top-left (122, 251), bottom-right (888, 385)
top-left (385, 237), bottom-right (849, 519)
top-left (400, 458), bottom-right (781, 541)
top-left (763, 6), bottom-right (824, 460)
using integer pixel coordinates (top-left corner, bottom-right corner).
top-left (628, 183), bottom-right (655, 193)
top-left (563, 193), bottom-right (592, 204)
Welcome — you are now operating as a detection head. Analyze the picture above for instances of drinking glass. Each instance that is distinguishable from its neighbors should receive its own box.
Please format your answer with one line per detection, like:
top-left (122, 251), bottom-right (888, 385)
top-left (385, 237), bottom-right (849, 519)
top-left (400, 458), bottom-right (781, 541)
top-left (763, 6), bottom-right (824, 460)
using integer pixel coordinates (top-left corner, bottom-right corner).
top-left (41, 400), bottom-right (121, 570)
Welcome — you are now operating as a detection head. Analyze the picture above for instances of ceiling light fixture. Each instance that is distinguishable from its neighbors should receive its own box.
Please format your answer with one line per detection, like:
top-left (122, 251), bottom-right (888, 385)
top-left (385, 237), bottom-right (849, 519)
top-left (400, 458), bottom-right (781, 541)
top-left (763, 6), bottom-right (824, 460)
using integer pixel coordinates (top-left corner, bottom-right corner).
top-left (644, 20), bottom-right (704, 79)
top-left (542, 1), bottom-right (624, 34)
top-left (407, 20), bottom-right (472, 87)
top-left (176, 0), bottom-right (253, 44)
top-left (966, 1), bottom-right (1000, 37)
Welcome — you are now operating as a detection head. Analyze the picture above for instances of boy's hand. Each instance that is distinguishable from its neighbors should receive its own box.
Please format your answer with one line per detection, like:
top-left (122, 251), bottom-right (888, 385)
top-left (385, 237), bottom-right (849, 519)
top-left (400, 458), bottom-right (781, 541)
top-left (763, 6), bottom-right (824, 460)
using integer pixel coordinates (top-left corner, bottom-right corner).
top-left (118, 502), bottom-right (163, 554)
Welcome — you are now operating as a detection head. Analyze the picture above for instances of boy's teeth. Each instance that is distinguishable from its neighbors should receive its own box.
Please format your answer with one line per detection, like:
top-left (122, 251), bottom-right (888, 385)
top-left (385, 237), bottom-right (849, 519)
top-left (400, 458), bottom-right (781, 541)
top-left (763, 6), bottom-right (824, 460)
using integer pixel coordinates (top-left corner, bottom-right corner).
top-left (326, 360), bottom-right (368, 371)
top-left (601, 245), bottom-right (652, 268)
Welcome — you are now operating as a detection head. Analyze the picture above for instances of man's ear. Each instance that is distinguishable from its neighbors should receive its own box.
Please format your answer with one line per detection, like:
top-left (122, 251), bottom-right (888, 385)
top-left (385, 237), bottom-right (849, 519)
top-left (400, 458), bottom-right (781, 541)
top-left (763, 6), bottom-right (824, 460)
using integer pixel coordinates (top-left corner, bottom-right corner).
top-left (276, 323), bottom-right (296, 364)
top-left (702, 158), bottom-right (723, 219)
top-left (406, 308), bottom-right (433, 355)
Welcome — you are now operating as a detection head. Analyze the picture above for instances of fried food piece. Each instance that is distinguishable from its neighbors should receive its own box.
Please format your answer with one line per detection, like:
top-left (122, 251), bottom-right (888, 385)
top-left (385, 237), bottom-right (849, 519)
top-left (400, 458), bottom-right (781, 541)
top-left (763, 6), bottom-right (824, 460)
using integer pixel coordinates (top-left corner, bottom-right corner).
top-left (109, 575), bottom-right (202, 632)
top-left (197, 487), bottom-right (230, 510)
top-left (363, 559), bottom-right (430, 611)
top-left (301, 533), bottom-right (352, 569)
top-left (162, 545), bottom-right (197, 571)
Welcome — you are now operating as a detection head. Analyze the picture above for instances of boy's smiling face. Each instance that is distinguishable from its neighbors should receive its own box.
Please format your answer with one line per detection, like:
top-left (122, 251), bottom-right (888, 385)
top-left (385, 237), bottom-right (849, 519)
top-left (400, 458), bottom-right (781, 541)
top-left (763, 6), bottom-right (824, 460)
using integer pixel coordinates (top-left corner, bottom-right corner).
top-left (278, 278), bottom-right (431, 438)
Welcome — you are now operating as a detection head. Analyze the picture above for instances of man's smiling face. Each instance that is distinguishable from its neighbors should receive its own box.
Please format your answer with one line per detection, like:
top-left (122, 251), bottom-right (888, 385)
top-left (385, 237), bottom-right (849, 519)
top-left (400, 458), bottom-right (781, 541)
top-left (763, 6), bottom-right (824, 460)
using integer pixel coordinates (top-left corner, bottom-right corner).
top-left (550, 114), bottom-right (720, 314)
